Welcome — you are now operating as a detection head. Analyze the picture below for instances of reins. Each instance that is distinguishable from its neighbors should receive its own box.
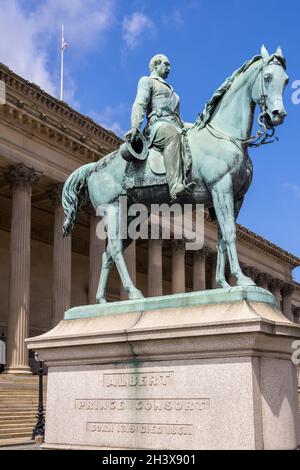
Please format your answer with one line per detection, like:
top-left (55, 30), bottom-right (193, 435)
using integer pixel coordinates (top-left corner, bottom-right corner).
top-left (204, 59), bottom-right (285, 150)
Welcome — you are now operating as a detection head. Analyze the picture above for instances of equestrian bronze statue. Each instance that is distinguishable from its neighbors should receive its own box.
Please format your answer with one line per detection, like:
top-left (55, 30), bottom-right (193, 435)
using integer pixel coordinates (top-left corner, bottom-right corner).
top-left (62, 45), bottom-right (288, 303)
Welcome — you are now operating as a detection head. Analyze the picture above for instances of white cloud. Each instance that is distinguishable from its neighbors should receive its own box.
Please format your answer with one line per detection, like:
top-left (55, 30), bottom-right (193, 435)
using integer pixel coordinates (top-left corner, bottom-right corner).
top-left (283, 182), bottom-right (300, 198)
top-left (32, 0), bottom-right (116, 51)
top-left (0, 0), bottom-right (116, 98)
top-left (162, 8), bottom-right (184, 29)
top-left (89, 103), bottom-right (129, 138)
top-left (0, 0), bottom-right (55, 94)
top-left (122, 12), bottom-right (155, 49)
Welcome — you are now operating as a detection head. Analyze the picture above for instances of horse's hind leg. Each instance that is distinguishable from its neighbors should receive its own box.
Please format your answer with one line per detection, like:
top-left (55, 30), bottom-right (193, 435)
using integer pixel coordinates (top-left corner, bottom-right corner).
top-left (106, 203), bottom-right (144, 300)
top-left (211, 175), bottom-right (255, 287)
top-left (216, 228), bottom-right (230, 288)
top-left (96, 250), bottom-right (113, 304)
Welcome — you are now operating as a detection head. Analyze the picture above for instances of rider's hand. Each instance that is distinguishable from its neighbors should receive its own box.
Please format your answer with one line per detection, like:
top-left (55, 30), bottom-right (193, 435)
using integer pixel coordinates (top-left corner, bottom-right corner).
top-left (125, 128), bottom-right (139, 143)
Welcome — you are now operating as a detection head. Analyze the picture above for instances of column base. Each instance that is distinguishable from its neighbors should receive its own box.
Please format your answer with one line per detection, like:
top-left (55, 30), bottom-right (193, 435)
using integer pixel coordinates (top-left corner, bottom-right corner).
top-left (4, 365), bottom-right (32, 375)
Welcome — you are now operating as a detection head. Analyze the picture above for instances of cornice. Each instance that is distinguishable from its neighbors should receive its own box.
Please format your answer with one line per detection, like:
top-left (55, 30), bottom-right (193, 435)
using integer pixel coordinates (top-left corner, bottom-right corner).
top-left (236, 223), bottom-right (300, 268)
top-left (0, 63), bottom-right (123, 163)
top-left (204, 211), bottom-right (300, 268)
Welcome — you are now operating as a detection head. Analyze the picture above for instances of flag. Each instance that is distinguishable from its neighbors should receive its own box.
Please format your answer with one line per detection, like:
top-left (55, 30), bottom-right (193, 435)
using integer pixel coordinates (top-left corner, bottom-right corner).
top-left (61, 40), bottom-right (68, 51)
top-left (61, 24), bottom-right (69, 51)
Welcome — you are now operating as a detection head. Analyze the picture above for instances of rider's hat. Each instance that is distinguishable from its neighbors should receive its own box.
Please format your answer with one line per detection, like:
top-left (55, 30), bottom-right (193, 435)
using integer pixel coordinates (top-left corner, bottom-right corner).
top-left (120, 132), bottom-right (148, 162)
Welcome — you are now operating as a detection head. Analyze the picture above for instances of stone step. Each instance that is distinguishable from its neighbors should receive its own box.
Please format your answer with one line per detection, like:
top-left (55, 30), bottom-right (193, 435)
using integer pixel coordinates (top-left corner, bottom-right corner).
top-left (0, 407), bottom-right (45, 411)
top-left (0, 426), bottom-right (34, 435)
top-left (0, 437), bottom-right (34, 447)
top-left (0, 374), bottom-right (47, 441)
top-left (0, 423), bottom-right (36, 428)
top-left (0, 429), bottom-right (32, 441)
top-left (0, 417), bottom-right (37, 423)
top-left (0, 406), bottom-right (46, 410)
top-left (0, 378), bottom-right (42, 384)
top-left (0, 400), bottom-right (46, 404)
top-left (0, 394), bottom-right (46, 398)
top-left (0, 394), bottom-right (42, 397)
top-left (0, 400), bottom-right (40, 404)
top-left (0, 388), bottom-right (43, 392)
top-left (0, 422), bottom-right (36, 429)
top-left (0, 394), bottom-right (39, 398)
top-left (0, 410), bottom-right (39, 415)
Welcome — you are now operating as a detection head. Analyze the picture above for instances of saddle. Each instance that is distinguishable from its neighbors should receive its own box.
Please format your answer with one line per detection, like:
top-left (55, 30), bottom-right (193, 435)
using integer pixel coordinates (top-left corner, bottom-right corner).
top-left (123, 132), bottom-right (192, 191)
top-left (123, 149), bottom-right (167, 190)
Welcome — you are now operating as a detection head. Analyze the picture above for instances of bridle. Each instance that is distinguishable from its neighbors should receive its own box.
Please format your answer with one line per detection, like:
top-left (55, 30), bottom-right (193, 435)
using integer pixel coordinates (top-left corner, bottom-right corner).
top-left (205, 57), bottom-right (285, 150)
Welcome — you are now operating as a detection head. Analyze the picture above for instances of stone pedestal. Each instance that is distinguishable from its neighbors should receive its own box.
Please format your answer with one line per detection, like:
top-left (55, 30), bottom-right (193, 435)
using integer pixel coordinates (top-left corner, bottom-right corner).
top-left (26, 287), bottom-right (300, 450)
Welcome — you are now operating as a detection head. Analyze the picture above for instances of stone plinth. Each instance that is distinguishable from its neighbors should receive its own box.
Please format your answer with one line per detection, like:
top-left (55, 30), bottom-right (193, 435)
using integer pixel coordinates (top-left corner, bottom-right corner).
top-left (26, 287), bottom-right (300, 450)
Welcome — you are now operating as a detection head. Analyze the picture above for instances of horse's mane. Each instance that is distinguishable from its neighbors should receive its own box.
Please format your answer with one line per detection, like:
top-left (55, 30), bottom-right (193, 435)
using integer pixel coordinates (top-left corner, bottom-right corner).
top-left (195, 54), bottom-right (286, 130)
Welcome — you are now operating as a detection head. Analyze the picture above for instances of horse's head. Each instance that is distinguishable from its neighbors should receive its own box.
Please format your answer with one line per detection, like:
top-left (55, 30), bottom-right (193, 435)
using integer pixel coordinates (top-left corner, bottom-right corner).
top-left (252, 45), bottom-right (289, 127)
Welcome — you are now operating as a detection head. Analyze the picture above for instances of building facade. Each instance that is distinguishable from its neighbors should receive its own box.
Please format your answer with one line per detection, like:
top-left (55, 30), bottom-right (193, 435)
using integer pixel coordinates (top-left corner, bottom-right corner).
top-left (0, 63), bottom-right (299, 379)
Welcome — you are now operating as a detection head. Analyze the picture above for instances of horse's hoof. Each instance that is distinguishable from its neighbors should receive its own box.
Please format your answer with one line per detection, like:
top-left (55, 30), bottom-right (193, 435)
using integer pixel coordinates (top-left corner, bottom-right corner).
top-left (216, 280), bottom-right (231, 289)
top-left (97, 297), bottom-right (107, 304)
top-left (236, 276), bottom-right (256, 287)
top-left (128, 289), bottom-right (144, 300)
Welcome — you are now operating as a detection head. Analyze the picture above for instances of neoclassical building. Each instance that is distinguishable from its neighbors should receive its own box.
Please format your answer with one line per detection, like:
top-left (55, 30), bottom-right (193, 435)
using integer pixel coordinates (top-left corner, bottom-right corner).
top-left (0, 62), bottom-right (299, 379)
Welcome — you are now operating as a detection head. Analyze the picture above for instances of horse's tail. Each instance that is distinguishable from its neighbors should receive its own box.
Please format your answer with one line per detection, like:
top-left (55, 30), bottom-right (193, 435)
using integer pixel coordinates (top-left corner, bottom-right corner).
top-left (62, 162), bottom-right (96, 237)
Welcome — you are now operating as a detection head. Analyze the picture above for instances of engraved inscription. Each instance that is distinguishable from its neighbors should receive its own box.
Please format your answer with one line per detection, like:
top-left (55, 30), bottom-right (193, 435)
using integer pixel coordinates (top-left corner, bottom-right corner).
top-left (87, 422), bottom-right (193, 436)
top-left (103, 371), bottom-right (174, 387)
top-left (75, 398), bottom-right (210, 412)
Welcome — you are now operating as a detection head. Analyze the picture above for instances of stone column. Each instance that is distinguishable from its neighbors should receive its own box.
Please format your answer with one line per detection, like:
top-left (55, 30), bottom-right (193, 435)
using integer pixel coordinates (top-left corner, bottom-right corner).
top-left (5, 164), bottom-right (40, 374)
top-left (121, 241), bottom-right (136, 300)
top-left (193, 246), bottom-right (209, 291)
top-left (148, 239), bottom-right (163, 297)
top-left (85, 205), bottom-right (106, 304)
top-left (269, 278), bottom-right (284, 309)
top-left (292, 306), bottom-right (300, 324)
top-left (48, 184), bottom-right (72, 327)
top-left (281, 283), bottom-right (294, 321)
top-left (209, 251), bottom-right (217, 289)
top-left (172, 240), bottom-right (185, 294)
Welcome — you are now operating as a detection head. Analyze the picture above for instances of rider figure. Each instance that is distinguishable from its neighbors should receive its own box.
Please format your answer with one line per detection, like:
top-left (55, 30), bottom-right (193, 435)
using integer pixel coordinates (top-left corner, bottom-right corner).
top-left (126, 54), bottom-right (191, 201)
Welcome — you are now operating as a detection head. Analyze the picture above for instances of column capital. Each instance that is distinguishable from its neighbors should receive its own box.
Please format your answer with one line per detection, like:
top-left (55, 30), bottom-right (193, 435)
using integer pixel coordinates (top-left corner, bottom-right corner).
top-left (171, 239), bottom-right (186, 251)
top-left (149, 238), bottom-right (163, 247)
top-left (47, 182), bottom-right (64, 208)
top-left (193, 245), bottom-right (211, 259)
top-left (243, 265), bottom-right (259, 280)
top-left (282, 283), bottom-right (294, 296)
top-left (207, 249), bottom-right (217, 266)
top-left (5, 163), bottom-right (41, 190)
top-left (269, 278), bottom-right (285, 290)
top-left (256, 272), bottom-right (272, 287)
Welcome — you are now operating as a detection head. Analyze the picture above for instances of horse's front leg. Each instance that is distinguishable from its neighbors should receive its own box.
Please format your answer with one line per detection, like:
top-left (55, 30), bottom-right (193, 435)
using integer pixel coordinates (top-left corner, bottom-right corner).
top-left (211, 175), bottom-right (255, 287)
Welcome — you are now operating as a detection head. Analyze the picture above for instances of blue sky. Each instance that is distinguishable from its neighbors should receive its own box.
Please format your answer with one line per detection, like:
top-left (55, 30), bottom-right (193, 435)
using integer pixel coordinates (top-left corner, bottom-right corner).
top-left (0, 0), bottom-right (299, 279)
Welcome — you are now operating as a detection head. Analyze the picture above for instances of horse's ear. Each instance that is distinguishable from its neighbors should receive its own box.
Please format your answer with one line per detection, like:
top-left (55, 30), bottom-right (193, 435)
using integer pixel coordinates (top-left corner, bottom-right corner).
top-left (261, 44), bottom-right (269, 63)
top-left (276, 46), bottom-right (284, 58)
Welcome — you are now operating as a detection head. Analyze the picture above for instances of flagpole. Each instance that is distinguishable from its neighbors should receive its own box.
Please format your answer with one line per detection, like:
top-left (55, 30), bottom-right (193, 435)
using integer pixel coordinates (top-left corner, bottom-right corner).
top-left (60, 24), bottom-right (64, 101)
